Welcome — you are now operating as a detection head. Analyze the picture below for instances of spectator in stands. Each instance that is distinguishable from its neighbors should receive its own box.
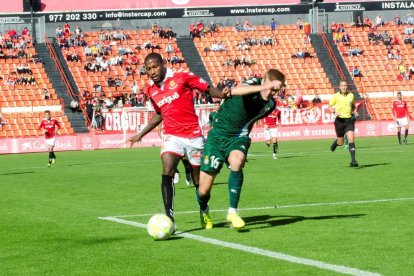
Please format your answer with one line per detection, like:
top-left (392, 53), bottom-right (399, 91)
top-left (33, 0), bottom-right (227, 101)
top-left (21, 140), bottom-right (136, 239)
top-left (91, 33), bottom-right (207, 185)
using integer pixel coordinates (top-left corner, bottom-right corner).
top-left (107, 75), bottom-right (116, 87)
top-left (196, 21), bottom-right (205, 37)
top-left (355, 16), bottom-right (363, 27)
top-left (395, 16), bottom-right (404, 26)
top-left (210, 21), bottom-right (218, 32)
top-left (100, 60), bottom-right (109, 72)
top-left (398, 62), bottom-right (407, 76)
top-left (291, 48), bottom-right (304, 58)
top-left (151, 23), bottom-right (159, 35)
top-left (189, 23), bottom-right (195, 38)
top-left (235, 21), bottom-right (244, 32)
top-left (139, 64), bottom-right (146, 77)
top-left (63, 22), bottom-right (71, 36)
top-left (56, 26), bottom-right (63, 37)
top-left (166, 42), bottom-right (174, 54)
top-left (303, 34), bottom-right (311, 44)
top-left (407, 14), bottom-right (414, 25)
top-left (368, 30), bottom-right (378, 44)
top-left (296, 18), bottom-right (304, 30)
top-left (303, 48), bottom-right (313, 59)
top-left (364, 17), bottom-right (373, 28)
top-left (352, 66), bottom-right (362, 79)
top-left (392, 36), bottom-right (400, 46)
top-left (70, 99), bottom-right (80, 112)
top-left (409, 64), bottom-right (414, 77)
top-left (341, 32), bottom-right (351, 46)
top-left (349, 45), bottom-right (362, 57)
top-left (170, 54), bottom-right (184, 65)
top-left (115, 77), bottom-right (123, 88)
top-left (19, 73), bottom-right (28, 85)
top-left (131, 81), bottom-right (139, 94)
top-left (270, 18), bottom-right (277, 32)
top-left (43, 88), bottom-right (50, 99)
top-left (93, 83), bottom-right (102, 94)
top-left (83, 89), bottom-right (91, 99)
top-left (165, 28), bottom-right (176, 40)
top-left (244, 21), bottom-right (256, 32)
top-left (333, 32), bottom-right (342, 44)
top-left (27, 73), bottom-right (36, 85)
top-left (21, 27), bottom-right (30, 37)
top-left (312, 93), bottom-right (322, 104)
top-left (233, 56), bottom-right (241, 68)
top-left (375, 15), bottom-right (384, 26)
top-left (7, 28), bottom-right (18, 39)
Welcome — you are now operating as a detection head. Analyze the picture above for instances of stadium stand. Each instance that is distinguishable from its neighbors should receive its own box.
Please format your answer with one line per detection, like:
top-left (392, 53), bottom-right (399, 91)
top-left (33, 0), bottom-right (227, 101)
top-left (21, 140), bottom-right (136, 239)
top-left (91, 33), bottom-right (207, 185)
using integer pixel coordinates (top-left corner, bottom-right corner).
top-left (0, 31), bottom-right (74, 137)
top-left (59, 28), bottom-right (188, 103)
top-left (335, 22), bottom-right (414, 93)
top-left (193, 24), bottom-right (334, 96)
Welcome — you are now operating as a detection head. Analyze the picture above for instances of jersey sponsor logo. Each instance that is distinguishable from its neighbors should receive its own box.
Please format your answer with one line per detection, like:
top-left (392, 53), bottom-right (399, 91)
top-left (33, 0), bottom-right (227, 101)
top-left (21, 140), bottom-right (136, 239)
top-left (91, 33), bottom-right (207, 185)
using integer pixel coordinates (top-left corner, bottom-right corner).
top-left (156, 92), bottom-right (180, 107)
top-left (204, 155), bottom-right (209, 165)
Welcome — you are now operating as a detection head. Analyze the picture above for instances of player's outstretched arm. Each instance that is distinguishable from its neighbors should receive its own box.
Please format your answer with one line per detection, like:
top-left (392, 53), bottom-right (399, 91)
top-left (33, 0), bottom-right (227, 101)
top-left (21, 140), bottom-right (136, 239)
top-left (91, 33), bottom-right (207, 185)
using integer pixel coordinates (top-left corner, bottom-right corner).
top-left (128, 113), bottom-right (163, 148)
top-left (229, 80), bottom-right (283, 96)
top-left (205, 86), bottom-right (231, 99)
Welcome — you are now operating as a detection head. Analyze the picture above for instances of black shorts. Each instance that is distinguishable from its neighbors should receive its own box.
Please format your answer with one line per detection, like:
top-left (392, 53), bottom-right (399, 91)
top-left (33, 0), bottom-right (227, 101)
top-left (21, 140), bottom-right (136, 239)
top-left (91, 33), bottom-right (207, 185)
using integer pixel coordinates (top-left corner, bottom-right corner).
top-left (334, 117), bottom-right (355, 138)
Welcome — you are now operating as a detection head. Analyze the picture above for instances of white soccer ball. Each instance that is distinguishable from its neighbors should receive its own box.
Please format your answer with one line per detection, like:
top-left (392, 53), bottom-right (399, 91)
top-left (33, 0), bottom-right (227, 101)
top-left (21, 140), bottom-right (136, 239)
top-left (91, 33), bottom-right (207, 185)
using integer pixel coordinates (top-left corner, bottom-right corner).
top-left (147, 214), bottom-right (174, 240)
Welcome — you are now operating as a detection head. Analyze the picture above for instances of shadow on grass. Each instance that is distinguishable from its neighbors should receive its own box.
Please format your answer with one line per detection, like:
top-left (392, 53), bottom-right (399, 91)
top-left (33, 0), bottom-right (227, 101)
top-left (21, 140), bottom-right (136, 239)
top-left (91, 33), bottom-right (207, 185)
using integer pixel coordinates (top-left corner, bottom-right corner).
top-left (0, 171), bottom-right (35, 176)
top-left (242, 214), bottom-right (366, 229)
top-left (279, 155), bottom-right (303, 159)
top-left (66, 163), bottom-right (93, 167)
top-left (179, 214), bottom-right (365, 234)
top-left (354, 163), bottom-right (390, 169)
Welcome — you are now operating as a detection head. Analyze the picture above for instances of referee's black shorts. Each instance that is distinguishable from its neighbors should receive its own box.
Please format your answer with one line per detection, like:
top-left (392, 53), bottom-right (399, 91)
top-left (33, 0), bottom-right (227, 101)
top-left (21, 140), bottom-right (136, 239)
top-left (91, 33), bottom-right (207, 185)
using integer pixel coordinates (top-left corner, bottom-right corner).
top-left (334, 117), bottom-right (355, 138)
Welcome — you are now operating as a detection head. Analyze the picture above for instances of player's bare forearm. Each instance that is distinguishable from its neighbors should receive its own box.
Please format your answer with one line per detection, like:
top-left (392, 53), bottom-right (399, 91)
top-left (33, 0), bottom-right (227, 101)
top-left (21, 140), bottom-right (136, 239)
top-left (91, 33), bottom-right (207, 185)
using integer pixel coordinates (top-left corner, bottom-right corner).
top-left (229, 80), bottom-right (282, 96)
top-left (128, 113), bottom-right (163, 147)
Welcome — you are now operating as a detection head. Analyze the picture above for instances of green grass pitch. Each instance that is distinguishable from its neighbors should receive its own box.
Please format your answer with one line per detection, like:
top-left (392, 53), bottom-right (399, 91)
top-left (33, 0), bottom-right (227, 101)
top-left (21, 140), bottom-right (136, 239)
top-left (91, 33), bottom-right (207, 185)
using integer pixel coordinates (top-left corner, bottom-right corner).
top-left (1, 136), bottom-right (413, 275)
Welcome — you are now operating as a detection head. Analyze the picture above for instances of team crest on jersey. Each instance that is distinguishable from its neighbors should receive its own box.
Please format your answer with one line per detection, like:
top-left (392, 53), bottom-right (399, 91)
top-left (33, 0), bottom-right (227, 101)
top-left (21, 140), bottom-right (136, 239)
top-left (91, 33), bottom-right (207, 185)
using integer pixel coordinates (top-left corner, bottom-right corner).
top-left (204, 155), bottom-right (209, 165)
top-left (169, 80), bottom-right (177, 89)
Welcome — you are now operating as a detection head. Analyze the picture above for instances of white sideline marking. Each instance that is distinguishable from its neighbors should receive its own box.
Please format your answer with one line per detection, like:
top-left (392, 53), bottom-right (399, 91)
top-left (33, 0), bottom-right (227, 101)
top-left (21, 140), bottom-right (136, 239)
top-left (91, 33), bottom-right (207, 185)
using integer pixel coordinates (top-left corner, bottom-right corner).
top-left (110, 197), bottom-right (414, 218)
top-left (99, 216), bottom-right (381, 276)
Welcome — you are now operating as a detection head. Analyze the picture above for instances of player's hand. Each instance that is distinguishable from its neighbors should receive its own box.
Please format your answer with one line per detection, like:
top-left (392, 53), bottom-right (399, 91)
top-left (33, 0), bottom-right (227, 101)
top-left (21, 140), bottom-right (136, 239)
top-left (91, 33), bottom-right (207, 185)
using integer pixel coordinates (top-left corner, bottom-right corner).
top-left (266, 80), bottom-right (283, 91)
top-left (128, 135), bottom-right (141, 148)
top-left (264, 124), bottom-right (269, 130)
top-left (222, 87), bottom-right (231, 98)
top-left (354, 111), bottom-right (359, 117)
top-left (44, 130), bottom-right (48, 134)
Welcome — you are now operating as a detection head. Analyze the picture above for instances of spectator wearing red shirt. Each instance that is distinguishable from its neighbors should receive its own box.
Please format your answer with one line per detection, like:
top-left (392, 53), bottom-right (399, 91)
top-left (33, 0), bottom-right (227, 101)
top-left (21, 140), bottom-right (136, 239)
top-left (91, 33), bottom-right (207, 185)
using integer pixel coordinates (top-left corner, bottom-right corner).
top-left (127, 53), bottom-right (227, 226)
top-left (392, 92), bottom-right (410, 144)
top-left (38, 110), bottom-right (61, 167)
top-left (7, 28), bottom-right (17, 39)
top-left (21, 27), bottom-right (30, 37)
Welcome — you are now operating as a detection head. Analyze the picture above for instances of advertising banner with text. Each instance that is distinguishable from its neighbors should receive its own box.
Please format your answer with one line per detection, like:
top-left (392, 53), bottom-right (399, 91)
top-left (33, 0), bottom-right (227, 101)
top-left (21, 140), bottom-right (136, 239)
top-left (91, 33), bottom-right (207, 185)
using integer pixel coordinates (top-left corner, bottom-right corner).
top-left (1, 120), bottom-right (413, 154)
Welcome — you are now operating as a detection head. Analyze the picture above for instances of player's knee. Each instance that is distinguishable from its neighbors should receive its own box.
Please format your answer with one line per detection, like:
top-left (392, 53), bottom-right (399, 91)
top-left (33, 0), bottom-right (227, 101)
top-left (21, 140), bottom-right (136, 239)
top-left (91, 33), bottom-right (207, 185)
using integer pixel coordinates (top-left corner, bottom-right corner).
top-left (337, 140), bottom-right (344, 146)
top-left (162, 166), bottom-right (176, 176)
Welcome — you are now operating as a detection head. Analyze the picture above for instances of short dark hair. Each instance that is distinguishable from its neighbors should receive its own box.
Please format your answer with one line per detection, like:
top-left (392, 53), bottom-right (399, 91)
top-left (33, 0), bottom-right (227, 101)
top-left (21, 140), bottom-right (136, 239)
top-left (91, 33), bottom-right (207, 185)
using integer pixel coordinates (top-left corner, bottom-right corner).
top-left (44, 110), bottom-right (50, 114)
top-left (144, 53), bottom-right (163, 65)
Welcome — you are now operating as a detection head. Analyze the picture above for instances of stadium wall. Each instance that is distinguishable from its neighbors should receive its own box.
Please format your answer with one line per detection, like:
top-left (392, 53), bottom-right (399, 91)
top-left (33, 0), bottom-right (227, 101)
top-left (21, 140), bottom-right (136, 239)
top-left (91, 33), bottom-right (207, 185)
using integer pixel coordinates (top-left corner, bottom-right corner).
top-left (1, 121), bottom-right (413, 154)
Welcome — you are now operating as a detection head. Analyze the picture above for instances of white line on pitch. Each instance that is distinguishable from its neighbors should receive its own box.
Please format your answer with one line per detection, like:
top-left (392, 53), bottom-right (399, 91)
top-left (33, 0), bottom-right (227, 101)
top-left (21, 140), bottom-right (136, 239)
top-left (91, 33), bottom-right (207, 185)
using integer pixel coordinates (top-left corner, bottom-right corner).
top-left (109, 197), bottom-right (414, 218)
top-left (99, 216), bottom-right (381, 276)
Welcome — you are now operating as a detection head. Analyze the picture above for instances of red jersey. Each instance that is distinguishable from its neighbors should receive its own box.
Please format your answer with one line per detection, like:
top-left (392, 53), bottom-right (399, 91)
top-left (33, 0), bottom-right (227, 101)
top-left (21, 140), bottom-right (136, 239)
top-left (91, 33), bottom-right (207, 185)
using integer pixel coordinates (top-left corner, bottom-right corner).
top-left (263, 109), bottom-right (281, 128)
top-left (147, 69), bottom-right (209, 138)
top-left (392, 100), bottom-right (408, 118)
top-left (38, 118), bottom-right (61, 139)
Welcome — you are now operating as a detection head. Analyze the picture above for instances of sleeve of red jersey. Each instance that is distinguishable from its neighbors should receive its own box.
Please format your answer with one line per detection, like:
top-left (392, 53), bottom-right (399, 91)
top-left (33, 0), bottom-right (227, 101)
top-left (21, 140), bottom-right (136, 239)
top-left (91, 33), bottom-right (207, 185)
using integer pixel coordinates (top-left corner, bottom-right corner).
top-left (37, 120), bottom-right (44, 130)
top-left (183, 71), bottom-right (209, 92)
top-left (55, 119), bottom-right (61, 130)
top-left (149, 97), bottom-right (161, 114)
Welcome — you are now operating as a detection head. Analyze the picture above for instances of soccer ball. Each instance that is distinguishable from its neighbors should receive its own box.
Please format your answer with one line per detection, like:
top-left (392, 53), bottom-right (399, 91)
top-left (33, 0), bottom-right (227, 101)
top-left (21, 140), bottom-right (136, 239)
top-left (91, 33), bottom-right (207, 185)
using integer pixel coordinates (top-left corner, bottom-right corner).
top-left (147, 214), bottom-right (174, 240)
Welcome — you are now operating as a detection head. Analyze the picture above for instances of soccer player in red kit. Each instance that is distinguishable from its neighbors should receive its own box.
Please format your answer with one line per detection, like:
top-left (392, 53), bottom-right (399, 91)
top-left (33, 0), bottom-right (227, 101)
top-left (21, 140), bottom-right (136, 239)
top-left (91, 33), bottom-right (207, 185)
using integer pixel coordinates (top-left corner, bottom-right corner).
top-left (38, 110), bottom-right (61, 167)
top-left (128, 53), bottom-right (228, 227)
top-left (263, 107), bottom-right (281, 159)
top-left (392, 92), bottom-right (410, 144)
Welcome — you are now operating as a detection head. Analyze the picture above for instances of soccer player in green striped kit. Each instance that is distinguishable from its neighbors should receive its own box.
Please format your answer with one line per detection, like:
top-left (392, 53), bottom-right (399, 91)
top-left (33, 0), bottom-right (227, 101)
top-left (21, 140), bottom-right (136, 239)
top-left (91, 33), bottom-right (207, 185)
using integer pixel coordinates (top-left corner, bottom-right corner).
top-left (196, 69), bottom-right (286, 229)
